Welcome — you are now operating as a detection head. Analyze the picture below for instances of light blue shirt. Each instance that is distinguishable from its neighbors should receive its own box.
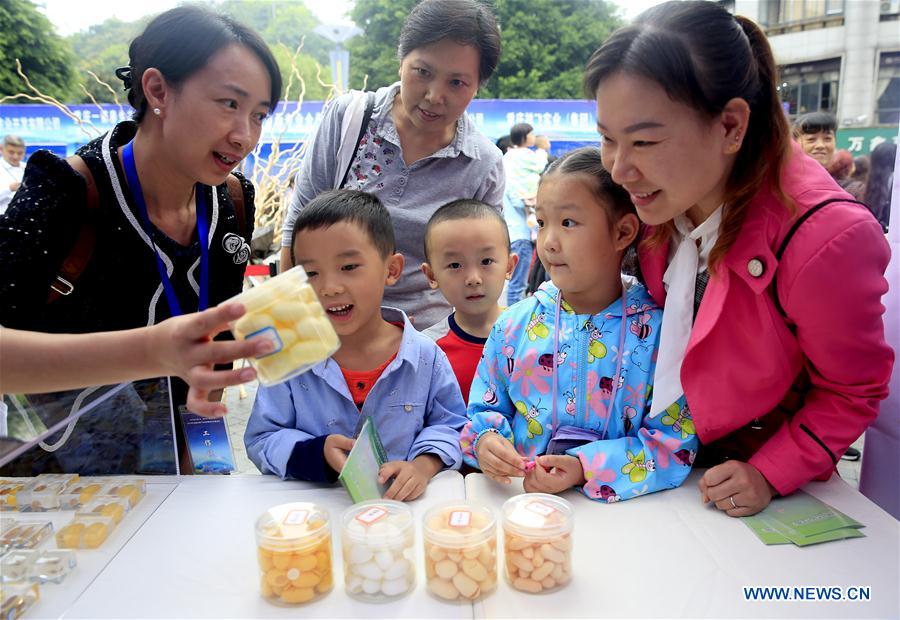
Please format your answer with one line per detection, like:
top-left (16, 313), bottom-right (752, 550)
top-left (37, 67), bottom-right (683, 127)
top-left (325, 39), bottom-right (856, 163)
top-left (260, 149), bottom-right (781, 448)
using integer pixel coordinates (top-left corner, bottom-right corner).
top-left (244, 307), bottom-right (467, 479)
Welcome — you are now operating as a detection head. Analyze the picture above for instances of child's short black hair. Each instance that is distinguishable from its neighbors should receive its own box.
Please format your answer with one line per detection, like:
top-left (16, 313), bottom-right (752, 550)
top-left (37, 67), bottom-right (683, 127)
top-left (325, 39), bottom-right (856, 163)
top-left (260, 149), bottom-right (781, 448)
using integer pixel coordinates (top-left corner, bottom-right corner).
top-left (794, 111), bottom-right (837, 135)
top-left (509, 123), bottom-right (533, 147)
top-left (291, 190), bottom-right (395, 263)
top-left (424, 199), bottom-right (509, 261)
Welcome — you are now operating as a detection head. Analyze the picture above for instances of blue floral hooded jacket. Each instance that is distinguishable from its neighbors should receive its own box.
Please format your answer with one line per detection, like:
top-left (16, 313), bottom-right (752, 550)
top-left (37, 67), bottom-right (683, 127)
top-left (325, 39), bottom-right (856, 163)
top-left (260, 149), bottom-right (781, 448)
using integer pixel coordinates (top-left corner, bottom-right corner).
top-left (462, 280), bottom-right (699, 503)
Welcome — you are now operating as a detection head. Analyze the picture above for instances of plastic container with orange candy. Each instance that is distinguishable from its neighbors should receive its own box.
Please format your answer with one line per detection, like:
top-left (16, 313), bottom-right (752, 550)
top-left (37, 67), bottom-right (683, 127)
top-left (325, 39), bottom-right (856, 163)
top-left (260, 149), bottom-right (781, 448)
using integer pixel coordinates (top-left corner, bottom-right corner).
top-left (255, 502), bottom-right (333, 605)
top-left (228, 266), bottom-right (339, 386)
top-left (501, 493), bottom-right (574, 594)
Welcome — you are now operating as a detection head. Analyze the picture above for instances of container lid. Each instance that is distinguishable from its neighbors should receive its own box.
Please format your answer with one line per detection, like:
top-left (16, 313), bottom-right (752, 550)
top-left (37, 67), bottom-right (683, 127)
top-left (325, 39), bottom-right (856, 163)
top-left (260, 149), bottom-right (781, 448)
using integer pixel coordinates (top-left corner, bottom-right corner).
top-left (423, 501), bottom-right (496, 547)
top-left (256, 502), bottom-right (330, 551)
top-left (501, 493), bottom-right (573, 538)
top-left (341, 499), bottom-right (413, 544)
top-left (230, 265), bottom-right (309, 310)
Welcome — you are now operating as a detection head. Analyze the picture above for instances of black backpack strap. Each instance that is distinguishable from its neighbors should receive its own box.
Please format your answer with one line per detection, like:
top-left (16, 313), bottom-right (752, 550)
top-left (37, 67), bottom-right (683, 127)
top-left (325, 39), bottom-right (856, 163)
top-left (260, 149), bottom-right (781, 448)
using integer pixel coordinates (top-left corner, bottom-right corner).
top-left (337, 91), bottom-right (376, 189)
top-left (772, 198), bottom-right (868, 319)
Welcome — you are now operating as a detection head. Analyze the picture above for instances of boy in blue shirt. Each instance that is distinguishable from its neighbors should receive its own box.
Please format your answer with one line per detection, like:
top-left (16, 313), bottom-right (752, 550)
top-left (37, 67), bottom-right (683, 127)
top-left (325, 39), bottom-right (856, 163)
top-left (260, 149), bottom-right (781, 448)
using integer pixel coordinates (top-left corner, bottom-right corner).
top-left (245, 190), bottom-right (466, 501)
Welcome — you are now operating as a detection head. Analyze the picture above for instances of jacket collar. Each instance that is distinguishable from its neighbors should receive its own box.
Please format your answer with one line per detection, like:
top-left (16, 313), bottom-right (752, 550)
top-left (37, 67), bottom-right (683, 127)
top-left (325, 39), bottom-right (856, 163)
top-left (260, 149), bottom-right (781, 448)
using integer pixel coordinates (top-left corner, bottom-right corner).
top-left (311, 306), bottom-right (420, 381)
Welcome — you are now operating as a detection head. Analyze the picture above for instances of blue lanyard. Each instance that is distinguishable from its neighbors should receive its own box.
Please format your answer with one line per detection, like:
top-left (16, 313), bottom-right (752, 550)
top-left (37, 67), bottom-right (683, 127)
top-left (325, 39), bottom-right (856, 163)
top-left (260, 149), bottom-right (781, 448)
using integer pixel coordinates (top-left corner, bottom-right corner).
top-left (122, 140), bottom-right (210, 316)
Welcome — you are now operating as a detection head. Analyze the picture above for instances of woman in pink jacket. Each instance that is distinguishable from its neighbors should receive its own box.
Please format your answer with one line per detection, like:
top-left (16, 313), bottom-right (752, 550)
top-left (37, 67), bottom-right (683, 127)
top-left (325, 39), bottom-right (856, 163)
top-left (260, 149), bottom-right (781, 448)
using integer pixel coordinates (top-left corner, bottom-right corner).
top-left (584, 1), bottom-right (893, 516)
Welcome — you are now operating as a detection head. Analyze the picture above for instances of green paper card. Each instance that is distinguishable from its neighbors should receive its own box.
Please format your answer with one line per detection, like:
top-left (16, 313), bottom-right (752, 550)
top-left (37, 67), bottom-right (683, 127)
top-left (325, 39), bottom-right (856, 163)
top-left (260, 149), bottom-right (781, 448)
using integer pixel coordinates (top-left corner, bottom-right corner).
top-left (742, 514), bottom-right (792, 545)
top-left (741, 491), bottom-right (865, 546)
top-left (338, 416), bottom-right (389, 503)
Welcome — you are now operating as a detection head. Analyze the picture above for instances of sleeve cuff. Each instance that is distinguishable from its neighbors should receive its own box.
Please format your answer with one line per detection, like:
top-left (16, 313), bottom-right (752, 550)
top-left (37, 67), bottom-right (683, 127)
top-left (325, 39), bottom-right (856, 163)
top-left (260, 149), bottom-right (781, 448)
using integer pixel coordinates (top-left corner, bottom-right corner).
top-left (286, 435), bottom-right (339, 483)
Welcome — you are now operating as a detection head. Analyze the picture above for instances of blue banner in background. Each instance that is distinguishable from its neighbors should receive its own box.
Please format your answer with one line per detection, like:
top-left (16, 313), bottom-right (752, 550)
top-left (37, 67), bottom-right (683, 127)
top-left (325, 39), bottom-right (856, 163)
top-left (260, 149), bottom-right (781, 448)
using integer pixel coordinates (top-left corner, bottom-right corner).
top-left (0, 99), bottom-right (599, 160)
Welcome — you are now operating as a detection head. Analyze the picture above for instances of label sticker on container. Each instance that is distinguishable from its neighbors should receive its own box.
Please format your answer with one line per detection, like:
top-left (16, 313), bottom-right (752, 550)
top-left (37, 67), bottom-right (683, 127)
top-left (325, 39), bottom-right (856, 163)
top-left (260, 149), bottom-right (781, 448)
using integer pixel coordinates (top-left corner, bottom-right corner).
top-left (525, 501), bottom-right (556, 517)
top-left (448, 510), bottom-right (472, 528)
top-left (282, 509), bottom-right (309, 526)
top-left (356, 506), bottom-right (388, 525)
top-left (247, 326), bottom-right (283, 359)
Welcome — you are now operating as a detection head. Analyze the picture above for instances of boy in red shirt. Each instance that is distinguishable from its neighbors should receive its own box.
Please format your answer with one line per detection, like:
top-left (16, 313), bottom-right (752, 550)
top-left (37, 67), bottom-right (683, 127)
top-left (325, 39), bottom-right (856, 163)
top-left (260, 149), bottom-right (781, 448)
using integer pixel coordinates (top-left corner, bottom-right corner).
top-left (421, 200), bottom-right (517, 403)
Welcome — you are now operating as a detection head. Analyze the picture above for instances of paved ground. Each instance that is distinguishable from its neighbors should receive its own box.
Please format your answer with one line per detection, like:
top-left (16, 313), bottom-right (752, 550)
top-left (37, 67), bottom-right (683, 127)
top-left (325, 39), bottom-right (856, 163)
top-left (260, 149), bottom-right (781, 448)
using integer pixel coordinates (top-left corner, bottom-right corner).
top-left (221, 378), bottom-right (865, 488)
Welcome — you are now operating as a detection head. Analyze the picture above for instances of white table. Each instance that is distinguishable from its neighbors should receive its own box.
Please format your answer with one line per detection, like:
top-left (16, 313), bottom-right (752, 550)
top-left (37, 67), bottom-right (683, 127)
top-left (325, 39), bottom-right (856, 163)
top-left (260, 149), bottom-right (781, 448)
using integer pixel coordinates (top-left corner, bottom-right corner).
top-left (465, 471), bottom-right (900, 619)
top-left (61, 471), bottom-right (471, 619)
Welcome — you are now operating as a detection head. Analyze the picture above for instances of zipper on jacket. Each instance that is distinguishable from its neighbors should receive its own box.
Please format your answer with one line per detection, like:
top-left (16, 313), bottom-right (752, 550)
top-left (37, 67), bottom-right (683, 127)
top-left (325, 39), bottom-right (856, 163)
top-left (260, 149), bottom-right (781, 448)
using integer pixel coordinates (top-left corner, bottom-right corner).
top-left (575, 318), bottom-right (589, 429)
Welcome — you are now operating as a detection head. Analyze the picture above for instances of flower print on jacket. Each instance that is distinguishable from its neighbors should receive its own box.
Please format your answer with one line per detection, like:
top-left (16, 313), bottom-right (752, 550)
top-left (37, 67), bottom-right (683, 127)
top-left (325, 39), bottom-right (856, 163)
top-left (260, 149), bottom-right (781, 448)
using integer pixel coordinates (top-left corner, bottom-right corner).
top-left (461, 280), bottom-right (698, 502)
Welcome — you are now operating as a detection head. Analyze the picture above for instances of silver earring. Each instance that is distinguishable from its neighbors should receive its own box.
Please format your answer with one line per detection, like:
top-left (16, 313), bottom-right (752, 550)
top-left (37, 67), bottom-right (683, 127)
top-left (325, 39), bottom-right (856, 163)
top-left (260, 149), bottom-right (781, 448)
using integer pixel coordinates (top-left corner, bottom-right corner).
top-left (153, 108), bottom-right (161, 116)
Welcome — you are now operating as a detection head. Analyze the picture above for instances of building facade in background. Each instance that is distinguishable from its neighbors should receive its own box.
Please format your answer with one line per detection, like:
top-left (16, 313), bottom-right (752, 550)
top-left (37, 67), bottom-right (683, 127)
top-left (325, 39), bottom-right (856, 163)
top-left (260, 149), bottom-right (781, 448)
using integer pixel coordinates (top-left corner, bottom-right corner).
top-left (724, 0), bottom-right (899, 139)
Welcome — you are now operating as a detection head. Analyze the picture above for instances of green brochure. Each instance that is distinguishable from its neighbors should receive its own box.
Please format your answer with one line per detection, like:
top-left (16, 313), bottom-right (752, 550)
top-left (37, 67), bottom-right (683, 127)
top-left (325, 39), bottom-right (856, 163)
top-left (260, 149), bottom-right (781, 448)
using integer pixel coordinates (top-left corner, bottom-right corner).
top-left (338, 416), bottom-right (389, 503)
top-left (741, 491), bottom-right (865, 547)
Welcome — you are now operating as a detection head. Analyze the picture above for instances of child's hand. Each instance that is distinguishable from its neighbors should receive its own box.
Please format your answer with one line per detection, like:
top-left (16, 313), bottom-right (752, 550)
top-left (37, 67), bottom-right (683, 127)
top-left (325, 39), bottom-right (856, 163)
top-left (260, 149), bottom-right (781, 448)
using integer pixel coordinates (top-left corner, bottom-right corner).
top-left (523, 455), bottom-right (585, 494)
top-left (150, 302), bottom-right (274, 417)
top-left (324, 434), bottom-right (355, 473)
top-left (699, 460), bottom-right (776, 517)
top-left (379, 454), bottom-right (441, 502)
top-left (475, 432), bottom-right (526, 484)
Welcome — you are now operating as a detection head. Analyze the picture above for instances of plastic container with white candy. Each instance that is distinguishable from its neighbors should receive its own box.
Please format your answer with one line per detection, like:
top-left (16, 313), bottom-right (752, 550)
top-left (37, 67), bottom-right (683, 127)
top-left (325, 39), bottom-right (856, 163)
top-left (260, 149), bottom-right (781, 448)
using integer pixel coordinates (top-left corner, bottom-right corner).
top-left (341, 500), bottom-right (415, 602)
top-left (422, 501), bottom-right (497, 601)
top-left (228, 266), bottom-right (340, 386)
top-left (501, 493), bottom-right (573, 594)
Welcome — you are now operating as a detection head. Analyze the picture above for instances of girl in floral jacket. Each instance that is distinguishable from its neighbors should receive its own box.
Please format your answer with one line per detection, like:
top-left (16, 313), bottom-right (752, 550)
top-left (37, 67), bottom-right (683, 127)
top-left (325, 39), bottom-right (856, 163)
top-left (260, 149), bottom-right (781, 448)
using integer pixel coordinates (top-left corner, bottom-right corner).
top-left (462, 148), bottom-right (698, 502)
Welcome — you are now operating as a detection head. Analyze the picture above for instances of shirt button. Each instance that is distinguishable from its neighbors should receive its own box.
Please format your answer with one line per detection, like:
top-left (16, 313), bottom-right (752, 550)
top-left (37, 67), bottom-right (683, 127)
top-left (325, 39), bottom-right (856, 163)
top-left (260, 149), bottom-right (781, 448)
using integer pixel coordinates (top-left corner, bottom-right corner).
top-left (398, 177), bottom-right (407, 186)
top-left (404, 404), bottom-right (413, 412)
top-left (747, 258), bottom-right (765, 278)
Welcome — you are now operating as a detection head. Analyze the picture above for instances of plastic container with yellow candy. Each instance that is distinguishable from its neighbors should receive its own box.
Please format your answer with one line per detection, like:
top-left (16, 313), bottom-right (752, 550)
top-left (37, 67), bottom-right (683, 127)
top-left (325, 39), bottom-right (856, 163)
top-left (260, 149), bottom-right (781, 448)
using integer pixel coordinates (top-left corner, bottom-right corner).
top-left (77, 496), bottom-right (130, 525)
top-left (501, 493), bottom-right (573, 594)
top-left (255, 502), bottom-right (333, 605)
top-left (228, 266), bottom-right (339, 386)
top-left (55, 515), bottom-right (114, 549)
top-left (422, 501), bottom-right (497, 602)
top-left (95, 479), bottom-right (145, 508)
top-left (58, 481), bottom-right (103, 510)
top-left (342, 500), bottom-right (416, 602)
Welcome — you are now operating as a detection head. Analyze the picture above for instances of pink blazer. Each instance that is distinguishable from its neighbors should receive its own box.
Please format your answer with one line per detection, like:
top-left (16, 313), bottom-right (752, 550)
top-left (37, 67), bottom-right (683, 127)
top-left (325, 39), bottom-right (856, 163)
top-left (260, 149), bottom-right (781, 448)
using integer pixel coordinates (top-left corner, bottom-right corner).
top-left (639, 144), bottom-right (893, 495)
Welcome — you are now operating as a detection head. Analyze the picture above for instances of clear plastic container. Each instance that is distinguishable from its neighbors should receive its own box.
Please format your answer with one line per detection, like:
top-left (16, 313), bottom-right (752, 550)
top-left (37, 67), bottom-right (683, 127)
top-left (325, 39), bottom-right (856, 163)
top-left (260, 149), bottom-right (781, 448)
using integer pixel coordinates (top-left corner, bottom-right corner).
top-left (0, 519), bottom-right (54, 552)
top-left (95, 479), bottom-right (146, 508)
top-left (0, 581), bottom-right (40, 618)
top-left (0, 550), bottom-right (39, 583)
top-left (77, 496), bottom-right (130, 525)
top-left (55, 515), bottom-right (115, 549)
top-left (58, 481), bottom-right (104, 510)
top-left (501, 493), bottom-right (574, 594)
top-left (16, 480), bottom-right (65, 512)
top-left (0, 482), bottom-right (26, 511)
top-left (255, 502), bottom-right (333, 605)
top-left (341, 500), bottom-right (415, 602)
top-left (228, 266), bottom-right (340, 386)
top-left (31, 550), bottom-right (77, 584)
top-left (34, 473), bottom-right (80, 486)
top-left (422, 501), bottom-right (497, 601)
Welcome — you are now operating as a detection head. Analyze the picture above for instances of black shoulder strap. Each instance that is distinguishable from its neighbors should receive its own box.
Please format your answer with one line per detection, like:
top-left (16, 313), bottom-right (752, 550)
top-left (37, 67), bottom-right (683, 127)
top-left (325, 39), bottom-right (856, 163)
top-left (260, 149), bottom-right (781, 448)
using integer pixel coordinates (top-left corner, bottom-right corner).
top-left (772, 197), bottom-right (868, 319)
top-left (47, 156), bottom-right (100, 304)
top-left (337, 91), bottom-right (376, 189)
top-left (225, 174), bottom-right (246, 239)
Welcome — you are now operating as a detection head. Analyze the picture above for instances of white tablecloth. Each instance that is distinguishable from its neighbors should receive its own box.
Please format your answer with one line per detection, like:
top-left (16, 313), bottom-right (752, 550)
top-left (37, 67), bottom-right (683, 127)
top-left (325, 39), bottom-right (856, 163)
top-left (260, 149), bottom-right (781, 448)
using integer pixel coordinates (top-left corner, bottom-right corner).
top-left (465, 470), bottom-right (900, 619)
